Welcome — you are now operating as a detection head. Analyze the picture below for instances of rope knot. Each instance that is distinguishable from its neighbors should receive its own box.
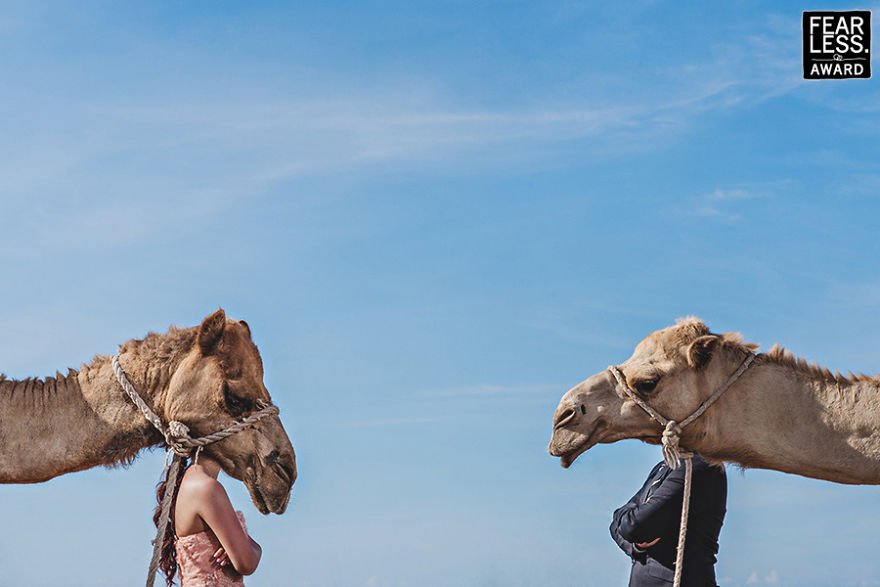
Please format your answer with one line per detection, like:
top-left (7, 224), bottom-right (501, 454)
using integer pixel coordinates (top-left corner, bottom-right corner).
top-left (167, 420), bottom-right (190, 439)
top-left (661, 420), bottom-right (683, 469)
top-left (166, 421), bottom-right (193, 456)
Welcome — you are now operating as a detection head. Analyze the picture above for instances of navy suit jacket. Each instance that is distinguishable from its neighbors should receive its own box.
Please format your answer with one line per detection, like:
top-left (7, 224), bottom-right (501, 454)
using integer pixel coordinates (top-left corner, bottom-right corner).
top-left (610, 454), bottom-right (727, 587)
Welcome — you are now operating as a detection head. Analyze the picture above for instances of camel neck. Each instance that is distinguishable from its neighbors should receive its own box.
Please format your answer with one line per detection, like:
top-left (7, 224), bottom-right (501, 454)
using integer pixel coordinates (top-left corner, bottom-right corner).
top-left (703, 358), bottom-right (880, 484)
top-left (0, 350), bottom-right (169, 484)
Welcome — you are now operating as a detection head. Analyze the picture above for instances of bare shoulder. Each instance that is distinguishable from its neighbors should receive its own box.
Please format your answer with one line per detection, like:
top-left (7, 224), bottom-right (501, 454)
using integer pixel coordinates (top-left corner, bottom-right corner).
top-left (178, 468), bottom-right (229, 505)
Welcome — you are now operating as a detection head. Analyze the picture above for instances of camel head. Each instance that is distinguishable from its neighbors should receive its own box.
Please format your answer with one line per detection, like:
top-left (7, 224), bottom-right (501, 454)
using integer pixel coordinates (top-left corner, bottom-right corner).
top-left (548, 317), bottom-right (752, 468)
top-left (161, 309), bottom-right (297, 514)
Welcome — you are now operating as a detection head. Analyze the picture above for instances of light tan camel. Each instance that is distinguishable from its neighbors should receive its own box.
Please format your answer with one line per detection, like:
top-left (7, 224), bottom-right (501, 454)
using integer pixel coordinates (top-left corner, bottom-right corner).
top-left (0, 309), bottom-right (296, 514)
top-left (549, 317), bottom-right (880, 484)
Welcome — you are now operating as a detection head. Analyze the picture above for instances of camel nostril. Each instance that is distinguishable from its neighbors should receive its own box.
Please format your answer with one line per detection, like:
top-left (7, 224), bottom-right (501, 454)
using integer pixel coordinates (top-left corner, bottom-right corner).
top-left (265, 449), bottom-right (281, 466)
top-left (273, 461), bottom-right (296, 487)
top-left (554, 407), bottom-right (577, 430)
top-left (579, 404), bottom-right (586, 415)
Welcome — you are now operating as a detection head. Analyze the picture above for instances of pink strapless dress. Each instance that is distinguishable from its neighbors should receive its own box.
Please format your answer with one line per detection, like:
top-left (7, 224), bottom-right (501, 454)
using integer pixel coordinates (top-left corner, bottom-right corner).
top-left (175, 511), bottom-right (248, 587)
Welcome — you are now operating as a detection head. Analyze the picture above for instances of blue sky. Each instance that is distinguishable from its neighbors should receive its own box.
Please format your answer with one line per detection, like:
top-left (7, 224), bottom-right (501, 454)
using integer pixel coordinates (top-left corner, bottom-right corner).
top-left (1, 1), bottom-right (879, 586)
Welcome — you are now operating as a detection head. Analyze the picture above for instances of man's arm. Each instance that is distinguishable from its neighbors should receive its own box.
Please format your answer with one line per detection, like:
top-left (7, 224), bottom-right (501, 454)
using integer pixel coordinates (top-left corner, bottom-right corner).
top-left (610, 463), bottom-right (665, 557)
top-left (617, 460), bottom-right (707, 544)
top-left (610, 501), bottom-right (637, 556)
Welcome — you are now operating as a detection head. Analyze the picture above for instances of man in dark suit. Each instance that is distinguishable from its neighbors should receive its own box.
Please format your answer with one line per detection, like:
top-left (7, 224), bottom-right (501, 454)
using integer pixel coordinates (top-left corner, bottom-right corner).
top-left (610, 454), bottom-right (727, 587)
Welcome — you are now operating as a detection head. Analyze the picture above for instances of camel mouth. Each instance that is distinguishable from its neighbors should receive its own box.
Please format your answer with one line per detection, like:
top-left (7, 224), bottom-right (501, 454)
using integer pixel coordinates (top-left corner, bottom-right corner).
top-left (246, 470), bottom-right (270, 515)
top-left (246, 463), bottom-right (293, 515)
top-left (277, 486), bottom-right (292, 513)
top-left (557, 422), bottom-right (604, 469)
top-left (254, 488), bottom-right (269, 514)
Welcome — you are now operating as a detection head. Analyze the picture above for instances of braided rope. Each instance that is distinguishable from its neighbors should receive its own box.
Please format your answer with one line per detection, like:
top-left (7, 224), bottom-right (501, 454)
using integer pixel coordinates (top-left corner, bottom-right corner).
top-left (608, 353), bottom-right (755, 587)
top-left (149, 453), bottom-right (183, 586)
top-left (673, 456), bottom-right (693, 587)
top-left (111, 355), bottom-right (280, 587)
top-left (678, 353), bottom-right (755, 430)
top-left (112, 355), bottom-right (166, 438)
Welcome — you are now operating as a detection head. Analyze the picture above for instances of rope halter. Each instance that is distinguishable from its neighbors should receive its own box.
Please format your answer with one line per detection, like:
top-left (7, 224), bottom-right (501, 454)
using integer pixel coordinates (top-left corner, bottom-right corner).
top-left (607, 352), bottom-right (756, 469)
top-left (111, 354), bottom-right (281, 587)
top-left (111, 354), bottom-right (280, 457)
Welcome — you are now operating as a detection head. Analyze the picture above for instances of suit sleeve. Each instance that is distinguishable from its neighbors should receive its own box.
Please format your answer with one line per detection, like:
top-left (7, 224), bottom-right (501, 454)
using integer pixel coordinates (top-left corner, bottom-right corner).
top-left (610, 496), bottom-right (638, 556)
top-left (617, 460), bottom-right (705, 544)
top-left (609, 463), bottom-right (664, 557)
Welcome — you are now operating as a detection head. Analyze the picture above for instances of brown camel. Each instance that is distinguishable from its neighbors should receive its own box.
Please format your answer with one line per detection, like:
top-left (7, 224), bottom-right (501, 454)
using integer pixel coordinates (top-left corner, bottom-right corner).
top-left (0, 309), bottom-right (297, 514)
top-left (549, 316), bottom-right (880, 484)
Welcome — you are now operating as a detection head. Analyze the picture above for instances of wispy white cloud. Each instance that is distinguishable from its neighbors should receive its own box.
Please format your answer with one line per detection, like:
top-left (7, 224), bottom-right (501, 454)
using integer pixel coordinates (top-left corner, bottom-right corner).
top-left (746, 570), bottom-right (779, 584)
top-left (0, 92), bottom-right (703, 257)
top-left (83, 92), bottom-right (705, 181)
top-left (691, 188), bottom-right (762, 222)
top-left (0, 7), bottom-right (811, 259)
top-left (687, 180), bottom-right (793, 222)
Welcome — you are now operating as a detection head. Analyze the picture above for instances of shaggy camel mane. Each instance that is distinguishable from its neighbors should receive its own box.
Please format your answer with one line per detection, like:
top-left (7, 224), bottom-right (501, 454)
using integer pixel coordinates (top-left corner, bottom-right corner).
top-left (714, 330), bottom-right (877, 385)
top-left (0, 326), bottom-right (199, 397)
top-left (119, 325), bottom-right (198, 364)
top-left (672, 317), bottom-right (877, 385)
top-left (0, 370), bottom-right (79, 398)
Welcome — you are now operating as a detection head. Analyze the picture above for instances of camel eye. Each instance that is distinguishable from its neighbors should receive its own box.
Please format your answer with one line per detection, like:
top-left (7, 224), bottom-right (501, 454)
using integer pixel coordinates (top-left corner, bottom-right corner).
top-left (223, 383), bottom-right (253, 416)
top-left (634, 378), bottom-right (659, 394)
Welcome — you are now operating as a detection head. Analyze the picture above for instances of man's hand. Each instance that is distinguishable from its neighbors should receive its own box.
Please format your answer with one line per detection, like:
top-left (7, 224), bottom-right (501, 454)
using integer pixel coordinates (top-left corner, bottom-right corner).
top-left (635, 537), bottom-right (661, 549)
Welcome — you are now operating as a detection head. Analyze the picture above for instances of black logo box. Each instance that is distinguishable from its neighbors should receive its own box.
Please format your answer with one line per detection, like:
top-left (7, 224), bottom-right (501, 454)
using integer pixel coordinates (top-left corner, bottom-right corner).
top-left (803, 11), bottom-right (871, 79)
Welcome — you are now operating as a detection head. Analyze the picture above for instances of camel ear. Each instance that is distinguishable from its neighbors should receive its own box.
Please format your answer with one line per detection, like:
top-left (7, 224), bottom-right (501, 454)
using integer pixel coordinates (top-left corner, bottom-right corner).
top-left (198, 309), bottom-right (226, 354)
top-left (687, 335), bottom-right (719, 370)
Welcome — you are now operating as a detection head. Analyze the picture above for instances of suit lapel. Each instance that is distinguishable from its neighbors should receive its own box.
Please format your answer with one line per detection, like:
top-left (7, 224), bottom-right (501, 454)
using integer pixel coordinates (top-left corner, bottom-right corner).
top-left (643, 464), bottom-right (671, 503)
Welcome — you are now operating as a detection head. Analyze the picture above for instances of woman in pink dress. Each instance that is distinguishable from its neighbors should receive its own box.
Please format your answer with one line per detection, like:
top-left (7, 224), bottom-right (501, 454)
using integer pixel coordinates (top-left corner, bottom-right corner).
top-left (154, 454), bottom-right (263, 586)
